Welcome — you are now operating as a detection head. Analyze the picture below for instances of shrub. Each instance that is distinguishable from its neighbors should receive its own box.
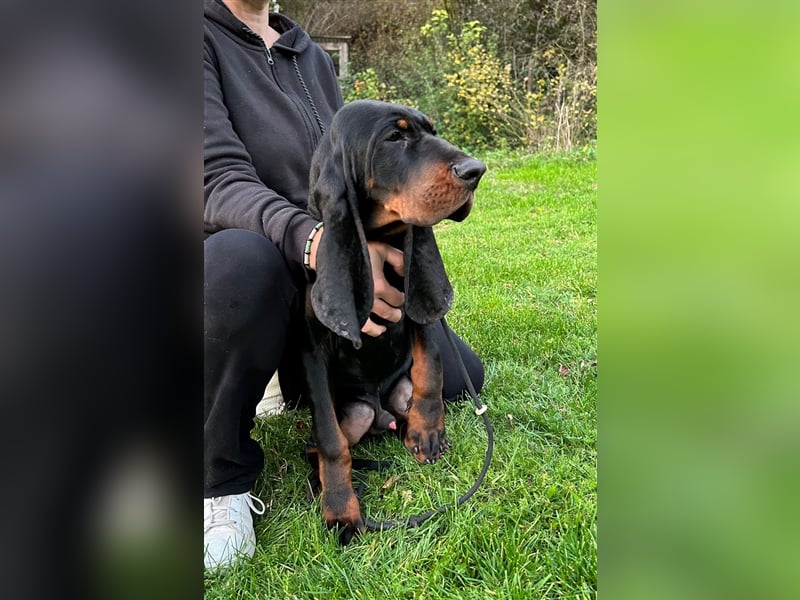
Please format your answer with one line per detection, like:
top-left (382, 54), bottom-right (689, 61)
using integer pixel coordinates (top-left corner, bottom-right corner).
top-left (341, 68), bottom-right (412, 105)
top-left (425, 12), bottom-right (516, 150)
top-left (338, 10), bottom-right (515, 150)
top-left (514, 49), bottom-right (597, 151)
top-left (336, 7), bottom-right (596, 152)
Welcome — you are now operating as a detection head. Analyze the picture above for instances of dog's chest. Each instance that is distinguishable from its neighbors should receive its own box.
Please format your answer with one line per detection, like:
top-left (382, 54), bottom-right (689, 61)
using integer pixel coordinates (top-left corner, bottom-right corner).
top-left (332, 321), bottom-right (412, 391)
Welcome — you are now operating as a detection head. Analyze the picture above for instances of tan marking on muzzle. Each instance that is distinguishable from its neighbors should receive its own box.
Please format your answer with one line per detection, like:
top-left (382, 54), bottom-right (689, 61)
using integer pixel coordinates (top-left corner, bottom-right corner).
top-left (383, 163), bottom-right (474, 226)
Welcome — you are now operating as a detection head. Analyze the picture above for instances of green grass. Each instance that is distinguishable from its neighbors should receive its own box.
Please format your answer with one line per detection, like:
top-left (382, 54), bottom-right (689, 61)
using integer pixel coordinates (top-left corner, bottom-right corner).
top-left (204, 149), bottom-right (597, 599)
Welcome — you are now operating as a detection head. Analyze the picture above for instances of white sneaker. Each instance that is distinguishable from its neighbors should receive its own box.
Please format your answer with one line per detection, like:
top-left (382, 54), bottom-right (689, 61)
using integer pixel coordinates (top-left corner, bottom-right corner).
top-left (204, 492), bottom-right (266, 570)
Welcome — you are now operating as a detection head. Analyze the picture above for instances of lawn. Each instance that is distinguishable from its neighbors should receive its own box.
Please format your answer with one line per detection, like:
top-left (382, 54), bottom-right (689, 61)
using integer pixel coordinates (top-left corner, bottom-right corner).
top-left (204, 149), bottom-right (597, 599)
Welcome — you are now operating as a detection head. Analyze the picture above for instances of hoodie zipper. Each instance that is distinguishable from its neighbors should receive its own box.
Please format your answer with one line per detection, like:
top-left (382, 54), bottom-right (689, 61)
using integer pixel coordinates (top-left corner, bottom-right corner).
top-left (244, 25), bottom-right (325, 139)
top-left (241, 25), bottom-right (274, 65)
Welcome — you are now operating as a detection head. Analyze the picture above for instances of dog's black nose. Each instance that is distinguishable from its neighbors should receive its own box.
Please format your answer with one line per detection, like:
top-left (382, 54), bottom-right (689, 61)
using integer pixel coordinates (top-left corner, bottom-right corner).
top-left (453, 158), bottom-right (487, 190)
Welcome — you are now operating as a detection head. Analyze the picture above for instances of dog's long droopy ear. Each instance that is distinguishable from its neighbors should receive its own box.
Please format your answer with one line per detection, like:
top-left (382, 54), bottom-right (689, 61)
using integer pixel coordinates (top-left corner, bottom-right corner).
top-left (403, 226), bottom-right (453, 324)
top-left (308, 133), bottom-right (372, 348)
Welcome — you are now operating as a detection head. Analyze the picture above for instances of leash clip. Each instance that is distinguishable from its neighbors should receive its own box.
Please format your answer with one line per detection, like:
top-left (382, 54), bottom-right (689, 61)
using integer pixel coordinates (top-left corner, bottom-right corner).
top-left (474, 404), bottom-right (488, 416)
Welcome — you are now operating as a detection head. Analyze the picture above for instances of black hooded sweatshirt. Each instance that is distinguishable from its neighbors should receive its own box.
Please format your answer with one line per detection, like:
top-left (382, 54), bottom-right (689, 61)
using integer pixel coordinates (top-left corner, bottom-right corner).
top-left (204, 0), bottom-right (343, 276)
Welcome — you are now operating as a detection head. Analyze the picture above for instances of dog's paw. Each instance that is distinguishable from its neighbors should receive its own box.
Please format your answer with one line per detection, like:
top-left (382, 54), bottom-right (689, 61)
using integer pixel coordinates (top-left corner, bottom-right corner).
top-left (322, 489), bottom-right (365, 545)
top-left (404, 425), bottom-right (450, 464)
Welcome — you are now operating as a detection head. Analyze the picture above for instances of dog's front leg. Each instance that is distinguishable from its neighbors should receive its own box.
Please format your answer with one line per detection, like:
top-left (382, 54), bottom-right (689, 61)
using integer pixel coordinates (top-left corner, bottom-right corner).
top-left (304, 348), bottom-right (364, 544)
top-left (405, 323), bottom-right (451, 464)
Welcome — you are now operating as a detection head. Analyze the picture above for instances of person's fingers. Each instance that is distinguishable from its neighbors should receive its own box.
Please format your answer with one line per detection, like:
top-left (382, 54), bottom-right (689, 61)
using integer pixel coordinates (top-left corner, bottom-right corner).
top-left (381, 244), bottom-right (404, 277)
top-left (373, 275), bottom-right (405, 310)
top-left (362, 241), bottom-right (405, 337)
top-left (368, 241), bottom-right (405, 277)
top-left (370, 299), bottom-right (402, 324)
top-left (361, 318), bottom-right (386, 337)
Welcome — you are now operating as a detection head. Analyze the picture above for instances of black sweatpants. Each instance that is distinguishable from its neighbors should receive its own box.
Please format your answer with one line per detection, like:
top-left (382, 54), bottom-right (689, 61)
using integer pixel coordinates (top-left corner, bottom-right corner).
top-left (204, 228), bottom-right (485, 497)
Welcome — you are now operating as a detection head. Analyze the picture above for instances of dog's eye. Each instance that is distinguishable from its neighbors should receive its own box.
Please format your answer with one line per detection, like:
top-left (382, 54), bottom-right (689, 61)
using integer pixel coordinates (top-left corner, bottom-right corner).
top-left (387, 130), bottom-right (404, 142)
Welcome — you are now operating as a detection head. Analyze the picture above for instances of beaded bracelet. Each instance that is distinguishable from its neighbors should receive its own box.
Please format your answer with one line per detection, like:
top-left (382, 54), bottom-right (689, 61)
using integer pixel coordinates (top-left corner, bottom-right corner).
top-left (302, 221), bottom-right (324, 270)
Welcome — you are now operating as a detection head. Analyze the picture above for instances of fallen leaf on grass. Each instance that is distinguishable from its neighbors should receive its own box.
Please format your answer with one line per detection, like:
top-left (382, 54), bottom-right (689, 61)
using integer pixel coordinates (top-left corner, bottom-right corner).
top-left (558, 364), bottom-right (570, 376)
top-left (380, 475), bottom-right (399, 497)
top-left (507, 414), bottom-right (515, 429)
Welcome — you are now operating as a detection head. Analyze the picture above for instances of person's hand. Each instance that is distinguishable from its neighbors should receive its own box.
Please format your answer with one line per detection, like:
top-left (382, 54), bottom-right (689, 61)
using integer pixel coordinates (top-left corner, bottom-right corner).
top-left (362, 241), bottom-right (405, 337)
top-left (307, 229), bottom-right (404, 337)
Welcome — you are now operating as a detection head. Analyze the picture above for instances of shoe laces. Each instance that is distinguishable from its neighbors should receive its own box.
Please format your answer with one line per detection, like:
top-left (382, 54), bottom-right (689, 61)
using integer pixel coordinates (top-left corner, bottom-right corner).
top-left (245, 492), bottom-right (266, 515)
top-left (205, 492), bottom-right (266, 533)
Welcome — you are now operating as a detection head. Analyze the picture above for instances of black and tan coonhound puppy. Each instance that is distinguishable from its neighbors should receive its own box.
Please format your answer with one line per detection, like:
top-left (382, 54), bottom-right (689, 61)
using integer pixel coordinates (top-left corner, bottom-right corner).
top-left (302, 99), bottom-right (486, 543)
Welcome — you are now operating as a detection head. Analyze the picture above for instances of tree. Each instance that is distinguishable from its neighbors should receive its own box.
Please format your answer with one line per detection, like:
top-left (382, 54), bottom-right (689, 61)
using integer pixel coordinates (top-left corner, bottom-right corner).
top-left (279, 0), bottom-right (596, 149)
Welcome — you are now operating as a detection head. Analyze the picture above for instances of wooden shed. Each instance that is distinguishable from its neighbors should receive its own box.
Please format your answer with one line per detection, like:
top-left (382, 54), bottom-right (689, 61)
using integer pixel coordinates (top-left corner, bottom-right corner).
top-left (311, 35), bottom-right (351, 78)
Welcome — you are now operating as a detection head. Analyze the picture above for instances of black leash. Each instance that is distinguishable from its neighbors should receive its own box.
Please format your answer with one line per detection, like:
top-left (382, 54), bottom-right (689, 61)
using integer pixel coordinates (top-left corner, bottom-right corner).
top-left (362, 316), bottom-right (494, 531)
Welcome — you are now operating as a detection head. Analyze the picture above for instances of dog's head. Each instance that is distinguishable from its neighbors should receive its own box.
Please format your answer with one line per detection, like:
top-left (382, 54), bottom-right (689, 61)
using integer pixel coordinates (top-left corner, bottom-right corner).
top-left (308, 100), bottom-right (486, 347)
